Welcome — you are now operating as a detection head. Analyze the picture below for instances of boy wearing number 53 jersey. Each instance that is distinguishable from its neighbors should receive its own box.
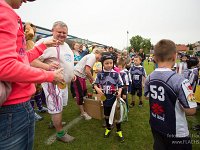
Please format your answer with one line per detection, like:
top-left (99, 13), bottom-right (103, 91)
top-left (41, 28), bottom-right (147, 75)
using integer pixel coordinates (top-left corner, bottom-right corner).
top-left (144, 39), bottom-right (197, 150)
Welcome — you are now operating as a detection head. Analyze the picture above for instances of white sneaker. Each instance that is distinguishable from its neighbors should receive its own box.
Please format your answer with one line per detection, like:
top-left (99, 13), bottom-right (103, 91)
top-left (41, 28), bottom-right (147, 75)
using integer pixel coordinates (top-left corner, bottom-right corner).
top-left (81, 112), bottom-right (92, 120)
top-left (37, 106), bottom-right (48, 113)
top-left (34, 112), bottom-right (43, 121)
top-left (57, 133), bottom-right (75, 143)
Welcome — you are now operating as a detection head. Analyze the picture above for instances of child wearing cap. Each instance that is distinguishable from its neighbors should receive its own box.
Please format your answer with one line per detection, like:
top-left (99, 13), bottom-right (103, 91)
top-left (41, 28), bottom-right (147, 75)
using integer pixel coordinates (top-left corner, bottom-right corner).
top-left (94, 53), bottom-right (124, 142)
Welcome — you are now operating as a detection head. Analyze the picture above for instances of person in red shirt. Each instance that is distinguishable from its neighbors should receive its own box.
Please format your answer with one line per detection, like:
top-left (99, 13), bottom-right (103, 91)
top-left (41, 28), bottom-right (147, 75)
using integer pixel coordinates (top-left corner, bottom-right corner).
top-left (0, 0), bottom-right (64, 149)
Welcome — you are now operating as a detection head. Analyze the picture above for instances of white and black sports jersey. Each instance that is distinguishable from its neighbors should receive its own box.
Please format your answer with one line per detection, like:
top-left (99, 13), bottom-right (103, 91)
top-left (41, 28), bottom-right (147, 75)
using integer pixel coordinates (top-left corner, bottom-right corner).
top-left (120, 69), bottom-right (129, 86)
top-left (144, 68), bottom-right (197, 137)
top-left (183, 67), bottom-right (199, 92)
top-left (124, 68), bottom-right (132, 83)
top-left (176, 62), bottom-right (188, 75)
top-left (94, 69), bottom-right (123, 107)
top-left (129, 65), bottom-right (147, 88)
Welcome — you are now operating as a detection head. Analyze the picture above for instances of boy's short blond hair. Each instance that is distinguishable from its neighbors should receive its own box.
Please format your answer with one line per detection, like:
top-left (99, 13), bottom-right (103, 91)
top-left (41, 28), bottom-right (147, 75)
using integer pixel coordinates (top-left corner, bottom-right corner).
top-left (134, 55), bottom-right (142, 61)
top-left (117, 58), bottom-right (126, 68)
top-left (154, 39), bottom-right (177, 62)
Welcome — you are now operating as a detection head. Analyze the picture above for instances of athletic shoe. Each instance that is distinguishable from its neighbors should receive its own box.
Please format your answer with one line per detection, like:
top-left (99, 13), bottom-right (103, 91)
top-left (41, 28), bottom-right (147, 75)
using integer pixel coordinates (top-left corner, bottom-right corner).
top-left (129, 101), bottom-right (135, 108)
top-left (81, 112), bottom-right (92, 120)
top-left (116, 131), bottom-right (125, 142)
top-left (139, 101), bottom-right (143, 107)
top-left (37, 106), bottom-right (48, 113)
top-left (57, 133), bottom-right (75, 143)
top-left (34, 112), bottom-right (43, 121)
top-left (104, 128), bottom-right (111, 138)
top-left (192, 125), bottom-right (200, 131)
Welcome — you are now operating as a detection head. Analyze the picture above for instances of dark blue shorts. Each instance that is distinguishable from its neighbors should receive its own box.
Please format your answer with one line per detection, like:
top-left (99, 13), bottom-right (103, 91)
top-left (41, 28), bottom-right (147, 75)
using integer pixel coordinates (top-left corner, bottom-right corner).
top-left (103, 106), bottom-right (112, 117)
top-left (131, 86), bottom-right (142, 97)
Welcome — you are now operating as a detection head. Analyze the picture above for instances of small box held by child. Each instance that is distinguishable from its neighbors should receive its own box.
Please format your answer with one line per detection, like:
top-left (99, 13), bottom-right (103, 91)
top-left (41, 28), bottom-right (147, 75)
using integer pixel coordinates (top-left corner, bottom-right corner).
top-left (83, 94), bottom-right (104, 120)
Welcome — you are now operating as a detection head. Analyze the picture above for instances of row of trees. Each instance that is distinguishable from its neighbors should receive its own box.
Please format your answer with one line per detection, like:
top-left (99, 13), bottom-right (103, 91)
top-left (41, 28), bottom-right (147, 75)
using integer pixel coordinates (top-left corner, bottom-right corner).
top-left (128, 35), bottom-right (152, 54)
top-left (128, 35), bottom-right (197, 55)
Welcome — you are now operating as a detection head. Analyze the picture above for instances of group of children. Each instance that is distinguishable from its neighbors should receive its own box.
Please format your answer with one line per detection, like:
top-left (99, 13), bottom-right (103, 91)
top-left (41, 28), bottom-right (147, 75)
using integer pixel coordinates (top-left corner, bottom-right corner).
top-left (28, 32), bottom-right (199, 148)
top-left (23, 20), bottom-right (199, 148)
top-left (92, 39), bottom-right (198, 150)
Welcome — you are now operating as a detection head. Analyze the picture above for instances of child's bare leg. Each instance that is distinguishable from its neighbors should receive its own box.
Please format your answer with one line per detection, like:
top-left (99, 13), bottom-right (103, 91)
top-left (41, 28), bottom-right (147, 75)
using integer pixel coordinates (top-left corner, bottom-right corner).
top-left (79, 105), bottom-right (85, 115)
top-left (130, 94), bottom-right (135, 107)
top-left (139, 96), bottom-right (143, 107)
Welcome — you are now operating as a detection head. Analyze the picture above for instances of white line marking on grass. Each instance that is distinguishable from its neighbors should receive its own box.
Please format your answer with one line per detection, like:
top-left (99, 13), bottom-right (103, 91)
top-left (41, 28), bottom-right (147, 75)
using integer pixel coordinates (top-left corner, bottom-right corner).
top-left (45, 116), bottom-right (82, 145)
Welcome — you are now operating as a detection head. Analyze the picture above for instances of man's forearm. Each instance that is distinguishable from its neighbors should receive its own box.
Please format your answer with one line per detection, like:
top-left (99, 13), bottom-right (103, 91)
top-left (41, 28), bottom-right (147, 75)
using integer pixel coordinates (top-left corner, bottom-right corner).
top-left (31, 59), bottom-right (49, 70)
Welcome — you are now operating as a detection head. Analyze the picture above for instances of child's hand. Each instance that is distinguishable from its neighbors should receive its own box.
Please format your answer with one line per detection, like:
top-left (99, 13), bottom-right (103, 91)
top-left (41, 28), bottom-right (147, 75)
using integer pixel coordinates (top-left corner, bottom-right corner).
top-left (72, 75), bottom-right (76, 82)
top-left (116, 92), bottom-right (121, 99)
top-left (97, 89), bottom-right (104, 95)
top-left (122, 95), bottom-right (126, 100)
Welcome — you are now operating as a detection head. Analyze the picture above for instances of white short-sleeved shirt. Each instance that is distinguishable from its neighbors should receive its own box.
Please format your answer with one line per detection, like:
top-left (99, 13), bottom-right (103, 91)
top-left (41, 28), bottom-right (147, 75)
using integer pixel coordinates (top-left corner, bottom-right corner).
top-left (35, 36), bottom-right (74, 83)
top-left (74, 53), bottom-right (96, 78)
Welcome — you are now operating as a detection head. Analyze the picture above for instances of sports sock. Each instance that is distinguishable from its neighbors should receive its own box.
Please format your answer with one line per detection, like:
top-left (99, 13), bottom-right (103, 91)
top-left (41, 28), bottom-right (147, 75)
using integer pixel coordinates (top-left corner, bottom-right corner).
top-left (57, 130), bottom-right (65, 138)
top-left (105, 118), bottom-right (111, 130)
top-left (116, 123), bottom-right (121, 132)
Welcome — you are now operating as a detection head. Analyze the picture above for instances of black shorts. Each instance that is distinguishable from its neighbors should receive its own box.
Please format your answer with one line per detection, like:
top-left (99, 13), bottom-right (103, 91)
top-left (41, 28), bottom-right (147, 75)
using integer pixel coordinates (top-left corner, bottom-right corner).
top-left (152, 129), bottom-right (192, 150)
top-left (131, 86), bottom-right (142, 97)
top-left (103, 106), bottom-right (112, 117)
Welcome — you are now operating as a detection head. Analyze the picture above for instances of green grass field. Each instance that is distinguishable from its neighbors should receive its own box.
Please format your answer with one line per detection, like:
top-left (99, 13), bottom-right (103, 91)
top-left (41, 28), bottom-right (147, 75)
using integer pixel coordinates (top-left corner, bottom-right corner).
top-left (34, 60), bottom-right (200, 150)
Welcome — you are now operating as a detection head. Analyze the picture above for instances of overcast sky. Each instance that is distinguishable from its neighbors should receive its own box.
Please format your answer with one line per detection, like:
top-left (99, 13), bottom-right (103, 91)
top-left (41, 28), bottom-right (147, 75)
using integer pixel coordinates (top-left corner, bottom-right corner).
top-left (16, 0), bottom-right (200, 49)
